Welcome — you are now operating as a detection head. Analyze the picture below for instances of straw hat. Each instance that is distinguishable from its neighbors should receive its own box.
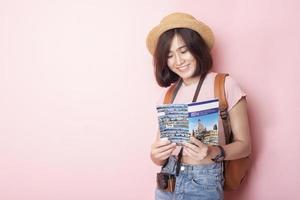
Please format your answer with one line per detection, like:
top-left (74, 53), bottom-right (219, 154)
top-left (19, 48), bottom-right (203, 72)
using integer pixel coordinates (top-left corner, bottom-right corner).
top-left (146, 12), bottom-right (214, 55)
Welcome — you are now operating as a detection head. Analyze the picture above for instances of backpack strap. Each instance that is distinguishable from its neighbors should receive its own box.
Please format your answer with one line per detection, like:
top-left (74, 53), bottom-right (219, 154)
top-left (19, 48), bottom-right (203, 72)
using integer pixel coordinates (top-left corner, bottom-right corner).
top-left (214, 73), bottom-right (233, 144)
top-left (163, 85), bottom-right (176, 104)
top-left (163, 79), bottom-right (183, 104)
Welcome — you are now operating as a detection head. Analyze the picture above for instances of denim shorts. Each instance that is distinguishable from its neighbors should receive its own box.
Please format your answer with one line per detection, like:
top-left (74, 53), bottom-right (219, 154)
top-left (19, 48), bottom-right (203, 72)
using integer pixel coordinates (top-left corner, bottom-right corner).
top-left (155, 156), bottom-right (224, 200)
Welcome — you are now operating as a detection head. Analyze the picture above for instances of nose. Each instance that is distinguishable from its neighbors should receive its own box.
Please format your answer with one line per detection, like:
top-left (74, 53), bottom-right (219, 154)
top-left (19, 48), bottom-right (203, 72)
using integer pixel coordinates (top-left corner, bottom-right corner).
top-left (174, 53), bottom-right (184, 66)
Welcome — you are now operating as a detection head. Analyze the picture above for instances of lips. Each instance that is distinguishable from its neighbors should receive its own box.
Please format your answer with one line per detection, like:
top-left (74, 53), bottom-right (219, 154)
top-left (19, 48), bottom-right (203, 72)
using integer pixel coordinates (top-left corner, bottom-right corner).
top-left (177, 64), bottom-right (189, 72)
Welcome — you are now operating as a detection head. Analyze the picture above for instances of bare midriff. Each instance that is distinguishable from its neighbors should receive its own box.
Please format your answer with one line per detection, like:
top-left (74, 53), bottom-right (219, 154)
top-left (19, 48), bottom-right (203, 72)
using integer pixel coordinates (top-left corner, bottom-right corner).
top-left (181, 155), bottom-right (215, 165)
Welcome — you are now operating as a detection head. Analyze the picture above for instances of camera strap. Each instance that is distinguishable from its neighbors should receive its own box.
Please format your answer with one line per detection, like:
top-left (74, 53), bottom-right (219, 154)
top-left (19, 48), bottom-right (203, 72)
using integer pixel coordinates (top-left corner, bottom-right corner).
top-left (168, 73), bottom-right (207, 176)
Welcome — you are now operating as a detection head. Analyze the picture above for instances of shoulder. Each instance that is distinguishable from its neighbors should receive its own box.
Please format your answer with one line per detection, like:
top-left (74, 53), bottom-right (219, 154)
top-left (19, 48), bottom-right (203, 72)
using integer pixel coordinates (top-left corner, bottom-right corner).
top-left (211, 72), bottom-right (246, 111)
top-left (212, 72), bottom-right (242, 90)
top-left (223, 74), bottom-right (247, 111)
top-left (206, 71), bottom-right (218, 79)
top-left (225, 75), bottom-right (240, 89)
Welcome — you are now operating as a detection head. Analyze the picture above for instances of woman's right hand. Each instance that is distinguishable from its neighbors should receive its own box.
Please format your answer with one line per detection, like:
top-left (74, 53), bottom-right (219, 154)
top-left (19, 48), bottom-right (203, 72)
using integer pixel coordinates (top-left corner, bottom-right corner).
top-left (150, 138), bottom-right (177, 166)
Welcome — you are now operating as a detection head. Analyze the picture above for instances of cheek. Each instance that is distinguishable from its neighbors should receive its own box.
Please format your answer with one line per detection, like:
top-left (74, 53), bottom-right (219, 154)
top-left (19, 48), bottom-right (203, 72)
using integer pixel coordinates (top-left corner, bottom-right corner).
top-left (167, 58), bottom-right (174, 69)
top-left (191, 59), bottom-right (197, 66)
top-left (185, 55), bottom-right (197, 68)
top-left (183, 53), bottom-right (195, 61)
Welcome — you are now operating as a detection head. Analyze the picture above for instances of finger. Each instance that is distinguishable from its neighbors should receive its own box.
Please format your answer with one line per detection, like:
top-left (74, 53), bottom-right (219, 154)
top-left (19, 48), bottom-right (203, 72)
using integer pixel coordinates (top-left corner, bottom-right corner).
top-left (183, 147), bottom-right (198, 159)
top-left (156, 147), bottom-right (176, 160)
top-left (183, 147), bottom-right (205, 160)
top-left (190, 136), bottom-right (205, 148)
top-left (182, 141), bottom-right (200, 154)
top-left (154, 143), bottom-right (176, 154)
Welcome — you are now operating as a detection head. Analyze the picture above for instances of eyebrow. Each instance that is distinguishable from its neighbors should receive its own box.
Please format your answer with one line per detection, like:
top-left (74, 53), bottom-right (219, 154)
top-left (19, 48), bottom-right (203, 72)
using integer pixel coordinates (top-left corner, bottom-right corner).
top-left (169, 45), bottom-right (187, 53)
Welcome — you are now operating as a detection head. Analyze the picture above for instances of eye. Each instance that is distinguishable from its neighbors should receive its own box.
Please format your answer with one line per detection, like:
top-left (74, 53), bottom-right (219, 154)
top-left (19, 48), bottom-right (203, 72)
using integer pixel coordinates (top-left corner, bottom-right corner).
top-left (167, 53), bottom-right (173, 58)
top-left (180, 48), bottom-right (188, 54)
top-left (181, 50), bottom-right (187, 54)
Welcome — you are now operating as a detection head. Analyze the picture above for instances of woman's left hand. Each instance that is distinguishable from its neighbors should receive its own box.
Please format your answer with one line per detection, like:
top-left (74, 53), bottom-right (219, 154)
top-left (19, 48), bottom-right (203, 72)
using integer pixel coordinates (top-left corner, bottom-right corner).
top-left (182, 136), bottom-right (209, 162)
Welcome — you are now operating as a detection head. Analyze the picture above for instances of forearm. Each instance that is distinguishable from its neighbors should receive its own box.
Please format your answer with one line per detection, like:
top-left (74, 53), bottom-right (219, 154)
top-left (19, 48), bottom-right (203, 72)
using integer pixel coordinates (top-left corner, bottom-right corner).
top-left (208, 140), bottom-right (251, 161)
top-left (223, 140), bottom-right (251, 160)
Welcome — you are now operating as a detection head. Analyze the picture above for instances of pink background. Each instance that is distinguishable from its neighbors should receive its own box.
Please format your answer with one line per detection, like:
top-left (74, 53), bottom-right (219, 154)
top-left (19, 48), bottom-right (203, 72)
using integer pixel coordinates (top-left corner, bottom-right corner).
top-left (0, 0), bottom-right (299, 199)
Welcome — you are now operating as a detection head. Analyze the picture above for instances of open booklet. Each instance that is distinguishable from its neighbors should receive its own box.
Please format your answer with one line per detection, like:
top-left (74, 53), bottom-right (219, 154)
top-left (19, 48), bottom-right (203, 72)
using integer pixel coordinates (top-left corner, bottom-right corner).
top-left (156, 99), bottom-right (219, 145)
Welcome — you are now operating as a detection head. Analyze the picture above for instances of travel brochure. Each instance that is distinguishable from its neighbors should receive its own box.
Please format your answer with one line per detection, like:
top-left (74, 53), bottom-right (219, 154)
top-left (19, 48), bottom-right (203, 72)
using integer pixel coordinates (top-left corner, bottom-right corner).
top-left (156, 99), bottom-right (219, 145)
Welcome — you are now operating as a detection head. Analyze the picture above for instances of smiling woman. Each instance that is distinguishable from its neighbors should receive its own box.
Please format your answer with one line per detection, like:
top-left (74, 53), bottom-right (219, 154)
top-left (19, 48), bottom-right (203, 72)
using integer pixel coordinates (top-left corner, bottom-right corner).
top-left (146, 12), bottom-right (251, 200)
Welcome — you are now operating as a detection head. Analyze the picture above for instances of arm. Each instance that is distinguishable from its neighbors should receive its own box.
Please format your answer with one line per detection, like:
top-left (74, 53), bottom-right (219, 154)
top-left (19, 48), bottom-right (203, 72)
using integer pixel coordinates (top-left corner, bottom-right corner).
top-left (209, 97), bottom-right (252, 160)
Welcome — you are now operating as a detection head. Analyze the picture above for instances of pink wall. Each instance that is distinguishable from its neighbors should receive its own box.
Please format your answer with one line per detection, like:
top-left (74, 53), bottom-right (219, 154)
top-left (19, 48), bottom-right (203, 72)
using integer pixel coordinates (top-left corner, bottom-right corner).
top-left (0, 0), bottom-right (299, 199)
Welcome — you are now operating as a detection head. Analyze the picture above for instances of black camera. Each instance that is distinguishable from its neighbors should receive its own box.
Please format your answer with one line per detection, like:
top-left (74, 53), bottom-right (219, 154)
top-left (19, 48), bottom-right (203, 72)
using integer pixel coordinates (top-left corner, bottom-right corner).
top-left (156, 172), bottom-right (176, 192)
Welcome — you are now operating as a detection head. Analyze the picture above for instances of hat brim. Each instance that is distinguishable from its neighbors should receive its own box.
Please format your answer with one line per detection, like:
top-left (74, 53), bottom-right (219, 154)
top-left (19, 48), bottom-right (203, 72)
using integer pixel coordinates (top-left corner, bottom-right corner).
top-left (146, 17), bottom-right (214, 55)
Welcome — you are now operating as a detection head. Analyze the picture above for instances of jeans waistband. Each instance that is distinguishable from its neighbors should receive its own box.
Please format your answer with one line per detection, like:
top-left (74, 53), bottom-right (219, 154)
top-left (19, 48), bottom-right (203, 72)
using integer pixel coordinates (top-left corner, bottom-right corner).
top-left (163, 156), bottom-right (222, 175)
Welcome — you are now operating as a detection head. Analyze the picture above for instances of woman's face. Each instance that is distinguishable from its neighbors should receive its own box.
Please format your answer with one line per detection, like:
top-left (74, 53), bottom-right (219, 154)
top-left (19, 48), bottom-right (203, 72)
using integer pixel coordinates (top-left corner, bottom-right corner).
top-left (167, 34), bottom-right (197, 85)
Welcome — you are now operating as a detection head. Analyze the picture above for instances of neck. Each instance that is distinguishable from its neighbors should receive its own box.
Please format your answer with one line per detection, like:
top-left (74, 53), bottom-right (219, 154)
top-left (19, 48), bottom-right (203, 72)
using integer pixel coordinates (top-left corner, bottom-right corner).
top-left (182, 75), bottom-right (201, 86)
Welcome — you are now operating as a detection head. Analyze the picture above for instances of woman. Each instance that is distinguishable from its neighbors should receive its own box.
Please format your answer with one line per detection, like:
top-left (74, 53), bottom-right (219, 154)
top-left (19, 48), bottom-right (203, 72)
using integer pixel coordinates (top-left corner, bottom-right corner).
top-left (146, 13), bottom-right (251, 200)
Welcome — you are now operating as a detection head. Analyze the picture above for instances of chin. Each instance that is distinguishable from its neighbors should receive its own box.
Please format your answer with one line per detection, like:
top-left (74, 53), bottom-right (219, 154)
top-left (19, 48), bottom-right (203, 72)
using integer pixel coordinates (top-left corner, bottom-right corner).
top-left (179, 75), bottom-right (192, 80)
top-left (178, 72), bottom-right (194, 79)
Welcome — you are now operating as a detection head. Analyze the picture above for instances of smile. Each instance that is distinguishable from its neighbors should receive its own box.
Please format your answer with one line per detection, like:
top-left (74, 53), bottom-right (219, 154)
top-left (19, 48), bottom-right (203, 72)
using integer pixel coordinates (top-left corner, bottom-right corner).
top-left (177, 64), bottom-right (189, 72)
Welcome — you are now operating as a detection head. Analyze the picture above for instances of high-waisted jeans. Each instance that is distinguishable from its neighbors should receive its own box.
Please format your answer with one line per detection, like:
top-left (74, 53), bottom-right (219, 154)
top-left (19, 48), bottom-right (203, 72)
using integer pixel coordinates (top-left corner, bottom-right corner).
top-left (155, 156), bottom-right (224, 200)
